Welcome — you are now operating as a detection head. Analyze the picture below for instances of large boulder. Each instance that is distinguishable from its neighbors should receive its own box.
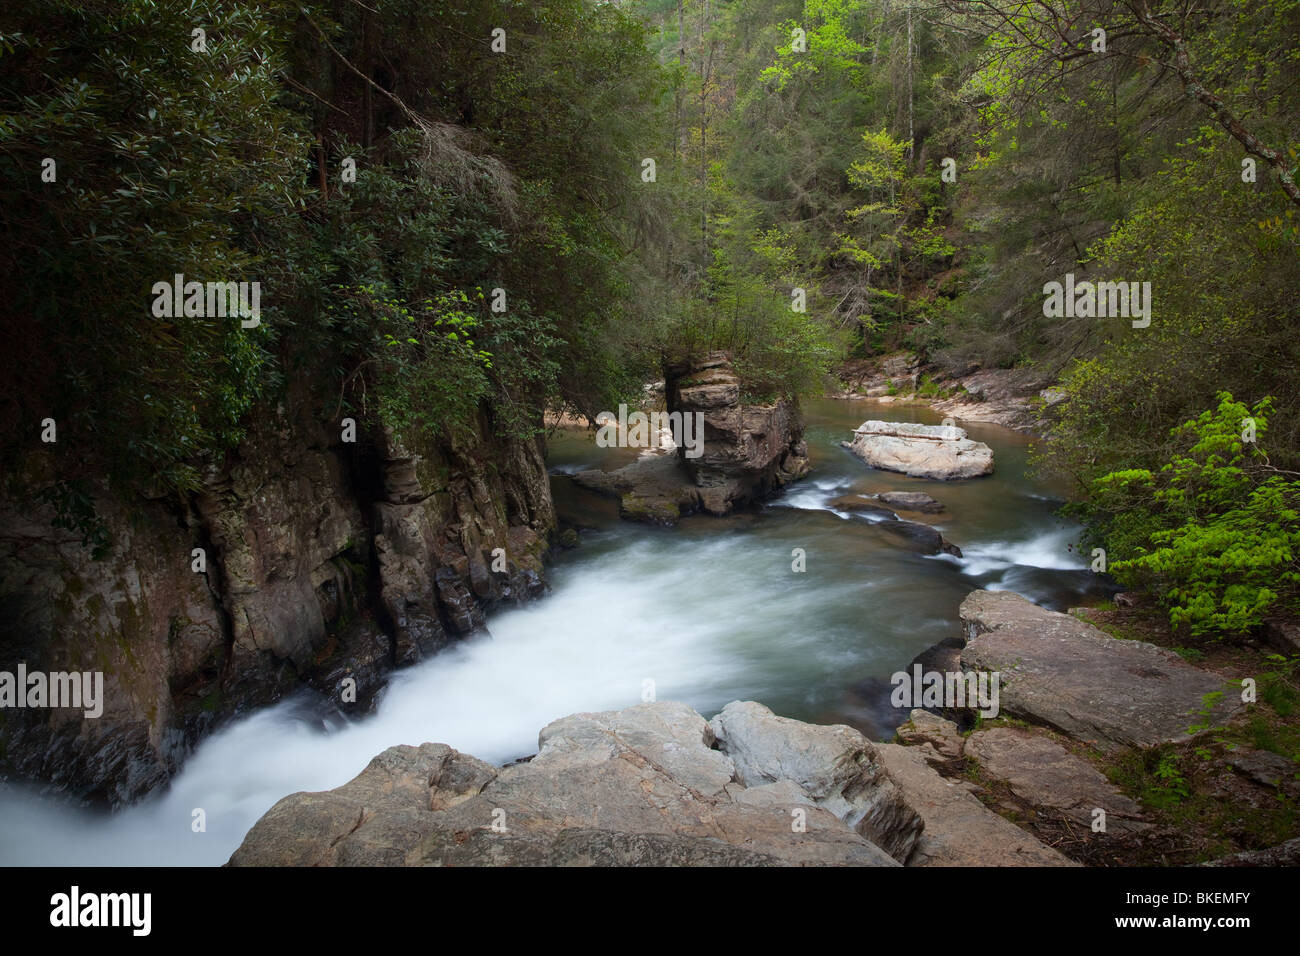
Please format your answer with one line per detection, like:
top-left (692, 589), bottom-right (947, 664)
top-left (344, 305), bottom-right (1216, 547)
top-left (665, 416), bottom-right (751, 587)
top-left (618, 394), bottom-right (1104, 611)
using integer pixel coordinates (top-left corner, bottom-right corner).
top-left (228, 701), bottom-right (913, 867)
top-left (844, 421), bottom-right (993, 480)
top-left (958, 590), bottom-right (1243, 750)
top-left (668, 353), bottom-right (811, 514)
top-left (572, 354), bottom-right (811, 523)
top-left (708, 700), bottom-right (923, 862)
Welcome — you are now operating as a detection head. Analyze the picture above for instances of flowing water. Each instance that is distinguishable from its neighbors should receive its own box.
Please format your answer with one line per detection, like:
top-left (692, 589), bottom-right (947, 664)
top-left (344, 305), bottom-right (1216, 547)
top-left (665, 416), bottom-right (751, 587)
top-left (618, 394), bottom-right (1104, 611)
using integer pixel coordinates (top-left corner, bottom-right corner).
top-left (0, 398), bottom-right (1109, 866)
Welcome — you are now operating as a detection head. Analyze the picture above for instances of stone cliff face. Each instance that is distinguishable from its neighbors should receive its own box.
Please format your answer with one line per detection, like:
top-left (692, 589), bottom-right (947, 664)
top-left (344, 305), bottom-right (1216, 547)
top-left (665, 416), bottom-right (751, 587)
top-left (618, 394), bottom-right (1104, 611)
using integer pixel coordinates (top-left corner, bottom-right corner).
top-left (0, 396), bottom-right (554, 806)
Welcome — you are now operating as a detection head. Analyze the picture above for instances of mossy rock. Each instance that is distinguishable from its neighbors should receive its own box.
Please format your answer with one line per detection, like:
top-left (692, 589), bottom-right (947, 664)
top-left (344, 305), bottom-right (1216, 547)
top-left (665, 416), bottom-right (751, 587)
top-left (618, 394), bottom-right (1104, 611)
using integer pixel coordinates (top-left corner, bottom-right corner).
top-left (619, 495), bottom-right (680, 526)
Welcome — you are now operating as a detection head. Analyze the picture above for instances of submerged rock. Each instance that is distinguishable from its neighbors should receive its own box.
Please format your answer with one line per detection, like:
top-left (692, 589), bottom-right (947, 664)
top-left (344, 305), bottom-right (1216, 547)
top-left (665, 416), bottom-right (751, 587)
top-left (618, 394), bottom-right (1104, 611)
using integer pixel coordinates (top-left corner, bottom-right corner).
top-left (844, 421), bottom-right (993, 480)
top-left (828, 494), bottom-right (900, 520)
top-left (878, 517), bottom-right (963, 558)
top-left (827, 494), bottom-right (962, 556)
top-left (571, 454), bottom-right (698, 525)
top-left (874, 491), bottom-right (944, 514)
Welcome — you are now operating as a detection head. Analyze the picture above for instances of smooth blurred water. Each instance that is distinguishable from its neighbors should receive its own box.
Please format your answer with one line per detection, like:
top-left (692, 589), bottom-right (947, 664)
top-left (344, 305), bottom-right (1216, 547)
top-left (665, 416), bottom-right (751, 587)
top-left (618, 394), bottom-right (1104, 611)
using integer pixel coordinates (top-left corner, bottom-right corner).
top-left (0, 397), bottom-right (1106, 866)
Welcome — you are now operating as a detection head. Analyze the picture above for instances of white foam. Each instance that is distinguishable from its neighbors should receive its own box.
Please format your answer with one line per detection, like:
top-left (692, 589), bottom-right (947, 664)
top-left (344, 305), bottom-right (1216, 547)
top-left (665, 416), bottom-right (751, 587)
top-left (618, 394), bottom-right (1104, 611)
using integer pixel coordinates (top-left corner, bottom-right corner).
top-left (956, 525), bottom-right (1087, 576)
top-left (0, 537), bottom-right (836, 866)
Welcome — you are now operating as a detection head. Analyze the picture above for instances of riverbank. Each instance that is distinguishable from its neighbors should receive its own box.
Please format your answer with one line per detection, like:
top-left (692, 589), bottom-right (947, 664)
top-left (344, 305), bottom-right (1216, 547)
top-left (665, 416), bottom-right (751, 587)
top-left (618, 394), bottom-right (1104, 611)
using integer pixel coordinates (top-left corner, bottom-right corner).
top-left (897, 592), bottom-right (1299, 865)
top-left (830, 352), bottom-right (1063, 435)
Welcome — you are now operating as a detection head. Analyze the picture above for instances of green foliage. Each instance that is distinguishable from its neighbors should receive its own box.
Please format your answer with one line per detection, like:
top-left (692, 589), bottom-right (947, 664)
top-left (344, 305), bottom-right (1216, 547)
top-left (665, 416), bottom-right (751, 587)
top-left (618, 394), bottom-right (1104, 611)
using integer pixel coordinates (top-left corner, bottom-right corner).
top-left (36, 480), bottom-right (112, 560)
top-left (661, 240), bottom-right (840, 402)
top-left (915, 374), bottom-right (946, 398)
top-left (1035, 125), bottom-right (1300, 494)
top-left (1148, 750), bottom-right (1192, 809)
top-left (331, 285), bottom-right (493, 444)
top-left (2, 0), bottom-right (675, 546)
top-left (1187, 690), bottom-right (1228, 737)
top-left (1259, 654), bottom-right (1300, 719)
top-left (0, 0), bottom-right (304, 495)
top-left (937, 1), bottom-right (1300, 414)
top-left (1080, 393), bottom-right (1300, 636)
top-left (632, 0), bottom-right (976, 384)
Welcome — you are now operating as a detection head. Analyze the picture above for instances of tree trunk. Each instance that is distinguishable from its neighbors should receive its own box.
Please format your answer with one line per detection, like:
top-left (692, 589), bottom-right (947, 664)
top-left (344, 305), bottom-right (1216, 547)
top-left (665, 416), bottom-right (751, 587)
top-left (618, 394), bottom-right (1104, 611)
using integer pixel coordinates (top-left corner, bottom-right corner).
top-left (906, 2), bottom-right (914, 161)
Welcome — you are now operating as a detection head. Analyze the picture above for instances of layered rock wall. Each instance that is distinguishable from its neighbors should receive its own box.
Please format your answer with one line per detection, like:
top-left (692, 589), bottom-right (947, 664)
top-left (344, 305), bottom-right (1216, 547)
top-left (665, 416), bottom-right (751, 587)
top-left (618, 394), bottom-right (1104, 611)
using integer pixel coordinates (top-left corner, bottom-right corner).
top-left (667, 353), bottom-right (811, 514)
top-left (0, 397), bottom-right (554, 805)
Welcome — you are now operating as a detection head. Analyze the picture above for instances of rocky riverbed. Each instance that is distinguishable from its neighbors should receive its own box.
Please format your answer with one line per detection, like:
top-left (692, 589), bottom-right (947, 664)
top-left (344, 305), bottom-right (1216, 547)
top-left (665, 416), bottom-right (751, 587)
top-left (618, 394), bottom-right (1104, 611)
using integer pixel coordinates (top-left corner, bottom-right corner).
top-left (832, 352), bottom-right (1065, 434)
top-left (228, 697), bottom-right (1073, 867)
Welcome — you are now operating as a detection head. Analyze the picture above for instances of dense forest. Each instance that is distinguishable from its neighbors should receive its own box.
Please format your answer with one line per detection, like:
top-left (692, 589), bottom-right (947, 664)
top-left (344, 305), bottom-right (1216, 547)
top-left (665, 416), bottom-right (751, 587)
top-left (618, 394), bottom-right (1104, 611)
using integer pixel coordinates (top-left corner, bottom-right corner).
top-left (2, 0), bottom-right (1297, 638)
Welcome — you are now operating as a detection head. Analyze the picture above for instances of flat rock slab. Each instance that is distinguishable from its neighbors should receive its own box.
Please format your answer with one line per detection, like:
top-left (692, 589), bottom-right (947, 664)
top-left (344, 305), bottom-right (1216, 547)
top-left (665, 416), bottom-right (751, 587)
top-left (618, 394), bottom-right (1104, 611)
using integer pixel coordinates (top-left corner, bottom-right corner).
top-left (874, 743), bottom-right (1076, 866)
top-left (229, 701), bottom-right (910, 867)
top-left (966, 727), bottom-right (1146, 831)
top-left (1225, 749), bottom-right (1300, 794)
top-left (845, 421), bottom-right (994, 480)
top-left (959, 590), bottom-right (1243, 751)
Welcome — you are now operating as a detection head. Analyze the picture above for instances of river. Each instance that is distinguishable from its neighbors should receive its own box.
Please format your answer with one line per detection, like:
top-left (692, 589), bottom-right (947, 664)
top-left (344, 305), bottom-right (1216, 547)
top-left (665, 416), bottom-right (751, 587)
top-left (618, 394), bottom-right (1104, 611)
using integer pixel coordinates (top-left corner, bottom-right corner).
top-left (0, 398), bottom-right (1107, 865)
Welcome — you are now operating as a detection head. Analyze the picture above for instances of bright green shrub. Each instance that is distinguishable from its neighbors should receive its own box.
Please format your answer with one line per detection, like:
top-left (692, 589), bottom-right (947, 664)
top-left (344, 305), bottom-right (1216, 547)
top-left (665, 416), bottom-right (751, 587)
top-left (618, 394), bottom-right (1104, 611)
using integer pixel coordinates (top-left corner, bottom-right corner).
top-left (1084, 392), bottom-right (1300, 636)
